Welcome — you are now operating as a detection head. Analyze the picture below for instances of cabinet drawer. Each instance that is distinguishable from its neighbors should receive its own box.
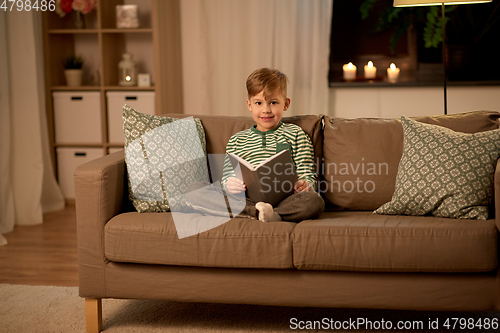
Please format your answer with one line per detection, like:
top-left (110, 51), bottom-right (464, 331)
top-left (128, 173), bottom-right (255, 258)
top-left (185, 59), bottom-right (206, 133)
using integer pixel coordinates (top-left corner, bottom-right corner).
top-left (56, 148), bottom-right (104, 199)
top-left (106, 91), bottom-right (155, 144)
top-left (53, 91), bottom-right (102, 144)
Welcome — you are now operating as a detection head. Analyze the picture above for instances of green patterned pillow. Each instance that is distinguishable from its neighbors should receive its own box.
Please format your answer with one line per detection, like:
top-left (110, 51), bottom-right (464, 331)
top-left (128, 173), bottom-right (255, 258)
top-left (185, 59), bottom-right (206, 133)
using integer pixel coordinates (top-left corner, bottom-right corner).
top-left (123, 105), bottom-right (209, 213)
top-left (375, 116), bottom-right (500, 220)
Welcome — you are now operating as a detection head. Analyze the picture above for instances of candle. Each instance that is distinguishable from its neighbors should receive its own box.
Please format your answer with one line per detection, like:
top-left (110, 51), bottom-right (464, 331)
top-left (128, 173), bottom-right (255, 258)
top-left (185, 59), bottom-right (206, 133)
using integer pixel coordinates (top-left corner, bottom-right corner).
top-left (343, 62), bottom-right (357, 81)
top-left (364, 61), bottom-right (377, 79)
top-left (387, 63), bottom-right (400, 83)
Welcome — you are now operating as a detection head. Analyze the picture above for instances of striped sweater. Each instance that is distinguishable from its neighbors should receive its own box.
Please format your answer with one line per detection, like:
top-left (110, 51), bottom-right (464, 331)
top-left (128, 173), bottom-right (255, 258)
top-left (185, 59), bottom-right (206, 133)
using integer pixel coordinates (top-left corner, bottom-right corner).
top-left (221, 121), bottom-right (317, 191)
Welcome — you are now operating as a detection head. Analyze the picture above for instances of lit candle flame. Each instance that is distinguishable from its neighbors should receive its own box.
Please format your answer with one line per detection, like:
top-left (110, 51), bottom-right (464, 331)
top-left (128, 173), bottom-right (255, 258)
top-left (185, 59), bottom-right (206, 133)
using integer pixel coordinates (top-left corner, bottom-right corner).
top-left (126, 76), bottom-right (131, 81)
top-left (348, 62), bottom-right (353, 69)
top-left (368, 61), bottom-right (373, 68)
top-left (390, 63), bottom-right (396, 70)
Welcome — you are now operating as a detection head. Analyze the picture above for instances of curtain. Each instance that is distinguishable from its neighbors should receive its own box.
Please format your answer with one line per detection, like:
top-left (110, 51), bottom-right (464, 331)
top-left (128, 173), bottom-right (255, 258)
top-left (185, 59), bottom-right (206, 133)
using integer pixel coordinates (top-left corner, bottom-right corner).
top-left (180, 0), bottom-right (333, 117)
top-left (0, 11), bottom-right (65, 245)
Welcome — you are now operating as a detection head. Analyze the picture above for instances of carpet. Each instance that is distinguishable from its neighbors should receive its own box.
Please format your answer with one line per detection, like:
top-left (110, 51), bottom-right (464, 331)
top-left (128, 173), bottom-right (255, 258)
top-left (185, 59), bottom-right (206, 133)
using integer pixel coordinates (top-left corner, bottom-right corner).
top-left (1, 284), bottom-right (498, 333)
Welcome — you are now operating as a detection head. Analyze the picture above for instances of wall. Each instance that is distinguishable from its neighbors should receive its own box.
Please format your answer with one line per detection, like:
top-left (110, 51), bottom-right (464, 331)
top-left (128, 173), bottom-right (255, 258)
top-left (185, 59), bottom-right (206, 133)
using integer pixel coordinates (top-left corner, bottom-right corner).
top-left (328, 86), bottom-right (500, 118)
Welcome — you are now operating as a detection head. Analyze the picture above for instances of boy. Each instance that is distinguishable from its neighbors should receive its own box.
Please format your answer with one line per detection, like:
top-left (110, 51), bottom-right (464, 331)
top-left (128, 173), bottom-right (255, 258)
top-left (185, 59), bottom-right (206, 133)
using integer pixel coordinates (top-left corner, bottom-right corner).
top-left (220, 68), bottom-right (324, 222)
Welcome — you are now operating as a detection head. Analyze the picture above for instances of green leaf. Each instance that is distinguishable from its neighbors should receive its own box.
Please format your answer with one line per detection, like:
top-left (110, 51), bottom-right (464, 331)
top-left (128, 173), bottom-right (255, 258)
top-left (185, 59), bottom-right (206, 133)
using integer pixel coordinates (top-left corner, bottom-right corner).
top-left (389, 22), bottom-right (409, 54)
top-left (387, 8), bottom-right (402, 23)
top-left (427, 12), bottom-right (436, 24)
top-left (360, 0), bottom-right (376, 20)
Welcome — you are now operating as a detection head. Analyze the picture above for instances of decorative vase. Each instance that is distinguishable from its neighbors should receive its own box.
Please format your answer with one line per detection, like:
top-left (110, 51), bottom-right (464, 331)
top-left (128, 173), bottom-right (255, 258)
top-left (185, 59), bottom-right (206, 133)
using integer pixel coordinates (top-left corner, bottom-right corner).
top-left (74, 11), bottom-right (84, 29)
top-left (64, 69), bottom-right (83, 87)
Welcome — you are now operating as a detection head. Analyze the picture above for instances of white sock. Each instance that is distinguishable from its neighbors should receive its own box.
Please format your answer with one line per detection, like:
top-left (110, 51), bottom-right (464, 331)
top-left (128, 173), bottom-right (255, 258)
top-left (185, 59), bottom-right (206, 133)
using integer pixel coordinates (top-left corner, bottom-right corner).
top-left (255, 202), bottom-right (281, 222)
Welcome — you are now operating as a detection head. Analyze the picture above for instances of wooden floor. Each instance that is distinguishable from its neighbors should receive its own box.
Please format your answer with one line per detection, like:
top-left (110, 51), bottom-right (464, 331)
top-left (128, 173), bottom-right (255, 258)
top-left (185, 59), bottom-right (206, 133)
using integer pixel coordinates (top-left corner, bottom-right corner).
top-left (0, 205), bottom-right (79, 287)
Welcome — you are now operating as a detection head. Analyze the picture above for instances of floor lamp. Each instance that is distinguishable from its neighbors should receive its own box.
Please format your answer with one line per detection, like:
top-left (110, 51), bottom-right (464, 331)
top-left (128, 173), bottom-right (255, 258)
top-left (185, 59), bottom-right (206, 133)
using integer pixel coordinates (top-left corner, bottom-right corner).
top-left (393, 0), bottom-right (492, 115)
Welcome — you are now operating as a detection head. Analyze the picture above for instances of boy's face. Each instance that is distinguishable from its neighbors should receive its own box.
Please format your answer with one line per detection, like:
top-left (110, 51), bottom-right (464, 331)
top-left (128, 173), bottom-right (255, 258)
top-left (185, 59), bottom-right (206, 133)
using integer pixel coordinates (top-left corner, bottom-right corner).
top-left (246, 89), bottom-right (290, 132)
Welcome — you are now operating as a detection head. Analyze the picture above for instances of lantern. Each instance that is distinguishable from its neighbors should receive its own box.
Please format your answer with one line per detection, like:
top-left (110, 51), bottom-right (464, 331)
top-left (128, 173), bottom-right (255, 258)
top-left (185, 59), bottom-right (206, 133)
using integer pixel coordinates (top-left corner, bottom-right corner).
top-left (118, 52), bottom-right (137, 86)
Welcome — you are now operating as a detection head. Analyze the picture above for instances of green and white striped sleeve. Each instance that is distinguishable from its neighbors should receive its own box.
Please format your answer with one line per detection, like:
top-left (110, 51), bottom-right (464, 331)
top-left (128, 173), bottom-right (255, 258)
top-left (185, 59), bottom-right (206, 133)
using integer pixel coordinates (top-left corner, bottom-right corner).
top-left (290, 126), bottom-right (317, 191)
top-left (221, 135), bottom-right (238, 191)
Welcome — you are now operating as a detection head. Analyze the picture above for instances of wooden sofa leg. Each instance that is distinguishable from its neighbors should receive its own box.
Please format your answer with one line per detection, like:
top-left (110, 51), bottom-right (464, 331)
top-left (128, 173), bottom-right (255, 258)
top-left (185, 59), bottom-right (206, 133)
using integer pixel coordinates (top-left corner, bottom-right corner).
top-left (85, 298), bottom-right (102, 333)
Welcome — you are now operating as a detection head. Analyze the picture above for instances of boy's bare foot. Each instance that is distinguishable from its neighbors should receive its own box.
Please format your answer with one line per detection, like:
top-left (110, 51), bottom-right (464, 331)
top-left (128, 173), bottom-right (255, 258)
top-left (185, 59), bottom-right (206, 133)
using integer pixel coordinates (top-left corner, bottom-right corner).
top-left (255, 202), bottom-right (282, 222)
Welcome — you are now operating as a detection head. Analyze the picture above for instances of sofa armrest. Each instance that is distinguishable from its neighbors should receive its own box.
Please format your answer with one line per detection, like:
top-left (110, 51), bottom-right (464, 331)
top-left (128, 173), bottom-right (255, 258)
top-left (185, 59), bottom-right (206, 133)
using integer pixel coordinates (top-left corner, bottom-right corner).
top-left (75, 151), bottom-right (126, 297)
top-left (495, 159), bottom-right (500, 231)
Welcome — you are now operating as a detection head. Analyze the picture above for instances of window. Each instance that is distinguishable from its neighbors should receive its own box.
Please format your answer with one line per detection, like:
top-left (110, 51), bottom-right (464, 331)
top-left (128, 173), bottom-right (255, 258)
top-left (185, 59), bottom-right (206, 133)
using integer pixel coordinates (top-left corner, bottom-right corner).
top-left (329, 0), bottom-right (500, 83)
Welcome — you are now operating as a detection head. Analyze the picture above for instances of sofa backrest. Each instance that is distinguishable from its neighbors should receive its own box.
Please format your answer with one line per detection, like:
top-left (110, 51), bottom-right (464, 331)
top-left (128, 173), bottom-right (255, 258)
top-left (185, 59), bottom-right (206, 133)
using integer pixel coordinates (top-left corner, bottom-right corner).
top-left (322, 111), bottom-right (500, 211)
top-left (161, 114), bottom-right (323, 183)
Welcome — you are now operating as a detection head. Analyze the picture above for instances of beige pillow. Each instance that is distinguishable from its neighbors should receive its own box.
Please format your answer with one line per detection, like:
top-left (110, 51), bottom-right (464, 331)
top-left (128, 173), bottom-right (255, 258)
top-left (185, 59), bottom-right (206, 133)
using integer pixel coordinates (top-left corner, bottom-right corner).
top-left (322, 111), bottom-right (500, 210)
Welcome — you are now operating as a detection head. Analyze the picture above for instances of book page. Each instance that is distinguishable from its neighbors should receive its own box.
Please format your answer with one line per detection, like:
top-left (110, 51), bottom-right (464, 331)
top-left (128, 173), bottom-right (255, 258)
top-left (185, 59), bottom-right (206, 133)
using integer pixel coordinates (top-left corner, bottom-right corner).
top-left (228, 153), bottom-right (255, 171)
top-left (255, 149), bottom-right (288, 169)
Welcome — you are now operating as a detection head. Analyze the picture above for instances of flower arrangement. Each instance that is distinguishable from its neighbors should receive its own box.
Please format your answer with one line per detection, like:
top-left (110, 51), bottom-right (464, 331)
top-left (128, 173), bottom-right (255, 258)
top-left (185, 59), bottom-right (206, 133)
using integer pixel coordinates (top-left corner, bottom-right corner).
top-left (55, 0), bottom-right (97, 17)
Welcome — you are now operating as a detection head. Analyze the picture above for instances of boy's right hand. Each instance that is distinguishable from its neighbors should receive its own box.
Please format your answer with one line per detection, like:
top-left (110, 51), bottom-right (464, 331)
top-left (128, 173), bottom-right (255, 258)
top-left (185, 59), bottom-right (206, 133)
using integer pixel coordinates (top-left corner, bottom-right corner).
top-left (226, 177), bottom-right (246, 194)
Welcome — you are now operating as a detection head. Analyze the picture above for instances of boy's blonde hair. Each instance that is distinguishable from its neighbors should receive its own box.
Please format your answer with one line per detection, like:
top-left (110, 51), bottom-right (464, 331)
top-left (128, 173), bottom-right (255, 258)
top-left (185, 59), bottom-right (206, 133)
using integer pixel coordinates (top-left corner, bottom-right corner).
top-left (246, 68), bottom-right (288, 99)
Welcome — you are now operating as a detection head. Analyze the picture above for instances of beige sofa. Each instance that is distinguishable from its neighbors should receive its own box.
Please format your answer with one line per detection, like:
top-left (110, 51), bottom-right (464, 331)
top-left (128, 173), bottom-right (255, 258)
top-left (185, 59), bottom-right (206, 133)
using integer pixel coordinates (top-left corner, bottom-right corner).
top-left (75, 111), bottom-right (500, 333)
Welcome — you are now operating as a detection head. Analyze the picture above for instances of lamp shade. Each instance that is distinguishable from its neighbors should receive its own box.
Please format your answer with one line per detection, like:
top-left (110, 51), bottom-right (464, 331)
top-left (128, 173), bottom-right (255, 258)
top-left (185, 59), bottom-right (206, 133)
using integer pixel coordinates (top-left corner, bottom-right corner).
top-left (394, 0), bottom-right (491, 6)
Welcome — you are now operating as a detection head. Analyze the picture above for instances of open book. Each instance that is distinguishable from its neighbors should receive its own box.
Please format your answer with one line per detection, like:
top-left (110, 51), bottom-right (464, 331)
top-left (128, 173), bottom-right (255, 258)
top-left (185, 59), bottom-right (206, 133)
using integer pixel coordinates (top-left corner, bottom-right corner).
top-left (228, 149), bottom-right (298, 206)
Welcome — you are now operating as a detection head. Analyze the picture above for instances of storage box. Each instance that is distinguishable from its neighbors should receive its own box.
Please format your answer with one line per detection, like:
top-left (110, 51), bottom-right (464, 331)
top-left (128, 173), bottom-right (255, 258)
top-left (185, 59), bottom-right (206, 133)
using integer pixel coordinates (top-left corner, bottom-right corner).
top-left (57, 148), bottom-right (104, 199)
top-left (53, 91), bottom-right (102, 144)
top-left (107, 91), bottom-right (155, 144)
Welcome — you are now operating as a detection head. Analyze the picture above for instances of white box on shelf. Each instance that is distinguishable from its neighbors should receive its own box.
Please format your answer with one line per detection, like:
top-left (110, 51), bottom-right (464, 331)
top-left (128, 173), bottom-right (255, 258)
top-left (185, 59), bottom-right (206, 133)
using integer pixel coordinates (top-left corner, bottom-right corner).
top-left (116, 4), bottom-right (140, 28)
top-left (106, 91), bottom-right (155, 144)
top-left (56, 148), bottom-right (104, 199)
top-left (53, 91), bottom-right (102, 144)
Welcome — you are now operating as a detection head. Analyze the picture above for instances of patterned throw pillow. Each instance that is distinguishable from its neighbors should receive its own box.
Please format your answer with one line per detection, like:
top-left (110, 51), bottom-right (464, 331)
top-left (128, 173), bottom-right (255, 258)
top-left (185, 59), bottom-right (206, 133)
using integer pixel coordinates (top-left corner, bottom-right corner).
top-left (123, 105), bottom-right (209, 213)
top-left (375, 116), bottom-right (500, 220)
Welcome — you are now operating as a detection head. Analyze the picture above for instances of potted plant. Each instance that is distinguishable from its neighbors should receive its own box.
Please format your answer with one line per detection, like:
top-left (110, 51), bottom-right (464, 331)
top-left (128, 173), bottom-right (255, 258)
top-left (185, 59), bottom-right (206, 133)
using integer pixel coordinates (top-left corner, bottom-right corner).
top-left (64, 55), bottom-right (84, 87)
top-left (360, 0), bottom-right (500, 80)
top-left (445, 1), bottom-right (500, 80)
top-left (360, 1), bottom-right (443, 49)
top-left (359, 0), bottom-right (445, 70)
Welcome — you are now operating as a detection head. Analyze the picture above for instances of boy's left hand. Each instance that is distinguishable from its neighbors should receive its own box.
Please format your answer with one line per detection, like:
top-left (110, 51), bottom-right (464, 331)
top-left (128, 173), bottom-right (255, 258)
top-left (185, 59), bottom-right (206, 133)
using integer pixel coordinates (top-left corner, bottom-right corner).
top-left (294, 180), bottom-right (313, 193)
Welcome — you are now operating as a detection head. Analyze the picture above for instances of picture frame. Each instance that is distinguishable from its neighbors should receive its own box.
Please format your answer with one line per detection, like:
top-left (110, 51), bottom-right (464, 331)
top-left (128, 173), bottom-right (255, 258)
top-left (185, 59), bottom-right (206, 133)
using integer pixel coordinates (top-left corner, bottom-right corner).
top-left (138, 73), bottom-right (151, 87)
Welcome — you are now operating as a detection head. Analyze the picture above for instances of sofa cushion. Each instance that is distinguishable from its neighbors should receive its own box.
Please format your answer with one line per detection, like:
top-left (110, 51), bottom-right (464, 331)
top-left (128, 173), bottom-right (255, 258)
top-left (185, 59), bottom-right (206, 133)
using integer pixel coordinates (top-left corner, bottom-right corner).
top-left (161, 114), bottom-right (323, 182)
top-left (123, 106), bottom-right (209, 212)
top-left (322, 111), bottom-right (500, 210)
top-left (292, 211), bottom-right (498, 273)
top-left (105, 212), bottom-right (296, 269)
top-left (375, 116), bottom-right (500, 219)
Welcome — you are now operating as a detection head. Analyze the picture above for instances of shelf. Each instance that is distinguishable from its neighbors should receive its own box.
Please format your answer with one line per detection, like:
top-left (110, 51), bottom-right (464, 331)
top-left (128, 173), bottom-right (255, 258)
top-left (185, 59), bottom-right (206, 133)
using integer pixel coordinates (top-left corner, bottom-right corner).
top-left (48, 29), bottom-right (152, 34)
top-left (50, 86), bottom-right (155, 91)
top-left (103, 86), bottom-right (155, 91)
top-left (48, 29), bottom-right (99, 34)
top-left (101, 28), bottom-right (153, 33)
top-left (329, 79), bottom-right (500, 88)
top-left (43, 0), bottom-right (183, 188)
top-left (51, 86), bottom-right (101, 91)
top-left (54, 143), bottom-right (104, 148)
